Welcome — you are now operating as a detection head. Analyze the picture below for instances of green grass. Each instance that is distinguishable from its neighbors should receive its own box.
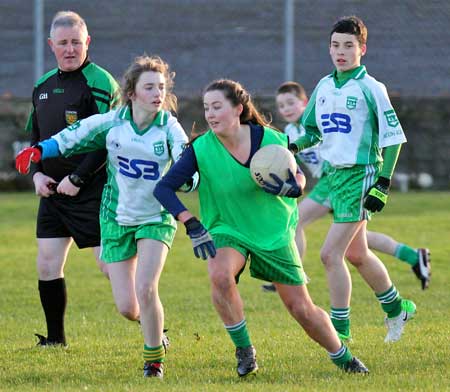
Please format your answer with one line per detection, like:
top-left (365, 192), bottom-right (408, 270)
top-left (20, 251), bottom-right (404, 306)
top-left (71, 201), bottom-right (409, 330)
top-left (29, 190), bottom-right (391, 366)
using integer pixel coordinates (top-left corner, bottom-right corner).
top-left (0, 191), bottom-right (449, 391)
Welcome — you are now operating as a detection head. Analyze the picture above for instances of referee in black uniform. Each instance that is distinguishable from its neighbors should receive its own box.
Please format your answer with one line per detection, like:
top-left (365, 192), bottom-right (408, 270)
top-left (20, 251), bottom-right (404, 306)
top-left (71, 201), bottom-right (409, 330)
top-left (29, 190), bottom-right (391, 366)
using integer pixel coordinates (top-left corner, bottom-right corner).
top-left (25, 11), bottom-right (120, 346)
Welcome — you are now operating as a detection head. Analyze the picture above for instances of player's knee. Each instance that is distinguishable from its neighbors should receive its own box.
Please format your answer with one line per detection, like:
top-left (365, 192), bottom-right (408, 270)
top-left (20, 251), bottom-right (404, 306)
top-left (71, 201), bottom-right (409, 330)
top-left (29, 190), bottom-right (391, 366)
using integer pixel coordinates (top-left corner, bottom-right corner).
top-left (319, 247), bottom-right (334, 268)
top-left (209, 269), bottom-right (235, 293)
top-left (285, 298), bottom-right (314, 325)
top-left (135, 282), bottom-right (158, 306)
top-left (37, 258), bottom-right (63, 280)
top-left (120, 310), bottom-right (139, 321)
top-left (116, 301), bottom-right (139, 321)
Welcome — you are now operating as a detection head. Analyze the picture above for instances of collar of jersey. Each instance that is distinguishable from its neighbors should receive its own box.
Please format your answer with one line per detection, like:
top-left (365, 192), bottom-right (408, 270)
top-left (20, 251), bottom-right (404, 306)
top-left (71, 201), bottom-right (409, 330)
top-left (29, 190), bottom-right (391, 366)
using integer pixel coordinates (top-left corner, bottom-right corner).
top-left (332, 65), bottom-right (366, 88)
top-left (119, 106), bottom-right (168, 135)
top-left (58, 57), bottom-right (91, 76)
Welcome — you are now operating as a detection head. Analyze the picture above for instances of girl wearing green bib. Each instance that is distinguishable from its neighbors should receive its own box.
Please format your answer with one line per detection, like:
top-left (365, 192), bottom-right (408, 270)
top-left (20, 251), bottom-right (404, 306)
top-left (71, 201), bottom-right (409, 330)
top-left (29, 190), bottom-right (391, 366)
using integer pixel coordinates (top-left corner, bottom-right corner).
top-left (154, 79), bottom-right (368, 377)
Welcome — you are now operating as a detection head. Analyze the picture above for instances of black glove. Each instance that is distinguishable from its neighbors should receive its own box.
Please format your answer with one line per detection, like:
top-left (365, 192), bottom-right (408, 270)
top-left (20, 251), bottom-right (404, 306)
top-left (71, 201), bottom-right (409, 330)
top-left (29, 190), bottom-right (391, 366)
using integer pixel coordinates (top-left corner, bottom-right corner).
top-left (184, 217), bottom-right (216, 260)
top-left (364, 176), bottom-right (390, 212)
top-left (262, 169), bottom-right (302, 198)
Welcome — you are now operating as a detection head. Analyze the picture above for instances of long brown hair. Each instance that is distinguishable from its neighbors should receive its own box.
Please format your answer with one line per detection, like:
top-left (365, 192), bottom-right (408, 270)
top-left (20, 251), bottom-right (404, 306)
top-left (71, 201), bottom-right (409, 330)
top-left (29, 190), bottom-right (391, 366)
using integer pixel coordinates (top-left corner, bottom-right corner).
top-left (122, 55), bottom-right (177, 112)
top-left (203, 79), bottom-right (270, 128)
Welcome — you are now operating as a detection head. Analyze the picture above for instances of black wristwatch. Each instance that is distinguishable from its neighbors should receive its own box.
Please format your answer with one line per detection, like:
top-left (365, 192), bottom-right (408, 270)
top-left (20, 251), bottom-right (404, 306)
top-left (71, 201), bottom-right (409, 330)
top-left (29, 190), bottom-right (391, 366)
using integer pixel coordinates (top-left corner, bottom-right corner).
top-left (68, 173), bottom-right (85, 187)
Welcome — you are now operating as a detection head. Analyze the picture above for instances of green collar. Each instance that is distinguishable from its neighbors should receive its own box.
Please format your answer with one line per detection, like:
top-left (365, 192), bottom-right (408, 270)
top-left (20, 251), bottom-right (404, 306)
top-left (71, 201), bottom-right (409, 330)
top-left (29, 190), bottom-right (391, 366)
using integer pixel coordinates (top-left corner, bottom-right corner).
top-left (119, 106), bottom-right (168, 134)
top-left (332, 65), bottom-right (367, 88)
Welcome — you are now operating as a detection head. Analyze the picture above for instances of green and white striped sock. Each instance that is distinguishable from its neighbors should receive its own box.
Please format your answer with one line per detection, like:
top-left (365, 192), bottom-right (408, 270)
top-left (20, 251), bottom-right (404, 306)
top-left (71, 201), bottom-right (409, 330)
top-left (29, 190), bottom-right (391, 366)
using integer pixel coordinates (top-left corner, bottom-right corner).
top-left (330, 307), bottom-right (351, 337)
top-left (376, 285), bottom-right (402, 318)
top-left (225, 319), bottom-right (252, 348)
top-left (329, 344), bottom-right (353, 368)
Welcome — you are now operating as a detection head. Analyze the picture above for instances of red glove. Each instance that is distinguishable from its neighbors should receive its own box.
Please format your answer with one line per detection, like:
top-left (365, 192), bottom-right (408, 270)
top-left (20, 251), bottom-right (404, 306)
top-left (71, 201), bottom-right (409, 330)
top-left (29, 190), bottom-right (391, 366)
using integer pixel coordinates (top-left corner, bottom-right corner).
top-left (15, 146), bottom-right (42, 174)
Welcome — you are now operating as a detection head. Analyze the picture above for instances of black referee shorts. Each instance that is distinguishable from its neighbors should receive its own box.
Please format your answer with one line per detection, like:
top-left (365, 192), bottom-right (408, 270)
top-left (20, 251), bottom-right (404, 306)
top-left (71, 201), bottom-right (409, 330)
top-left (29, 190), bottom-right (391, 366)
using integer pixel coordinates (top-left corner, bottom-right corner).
top-left (36, 187), bottom-right (102, 249)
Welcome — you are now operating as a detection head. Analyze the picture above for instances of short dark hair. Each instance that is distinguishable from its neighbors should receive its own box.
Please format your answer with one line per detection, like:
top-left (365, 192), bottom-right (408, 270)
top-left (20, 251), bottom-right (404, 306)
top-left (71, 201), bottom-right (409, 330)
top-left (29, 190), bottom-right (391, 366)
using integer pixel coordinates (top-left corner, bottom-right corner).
top-left (276, 81), bottom-right (307, 101)
top-left (330, 16), bottom-right (367, 46)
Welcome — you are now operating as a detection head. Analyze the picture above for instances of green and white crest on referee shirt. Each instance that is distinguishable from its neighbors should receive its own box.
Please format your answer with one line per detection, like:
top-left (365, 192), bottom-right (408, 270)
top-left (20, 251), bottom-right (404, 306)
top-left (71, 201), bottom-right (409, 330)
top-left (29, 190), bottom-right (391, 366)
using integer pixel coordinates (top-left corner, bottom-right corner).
top-left (153, 141), bottom-right (165, 156)
top-left (346, 96), bottom-right (358, 110)
top-left (384, 110), bottom-right (399, 127)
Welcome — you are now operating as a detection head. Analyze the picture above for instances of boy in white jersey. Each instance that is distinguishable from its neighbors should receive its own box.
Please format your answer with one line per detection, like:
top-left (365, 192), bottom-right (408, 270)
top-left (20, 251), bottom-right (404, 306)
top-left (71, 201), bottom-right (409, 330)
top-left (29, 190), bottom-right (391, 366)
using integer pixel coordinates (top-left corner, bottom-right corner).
top-left (262, 81), bottom-right (430, 292)
top-left (16, 55), bottom-right (192, 378)
top-left (290, 16), bottom-right (416, 342)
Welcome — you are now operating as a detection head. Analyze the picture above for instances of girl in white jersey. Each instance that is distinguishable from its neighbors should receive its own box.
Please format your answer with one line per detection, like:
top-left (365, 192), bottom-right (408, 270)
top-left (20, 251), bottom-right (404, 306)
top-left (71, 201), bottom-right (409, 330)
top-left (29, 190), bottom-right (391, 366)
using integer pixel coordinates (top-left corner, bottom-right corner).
top-left (16, 55), bottom-right (190, 378)
top-left (290, 16), bottom-right (417, 344)
top-left (262, 82), bottom-right (430, 292)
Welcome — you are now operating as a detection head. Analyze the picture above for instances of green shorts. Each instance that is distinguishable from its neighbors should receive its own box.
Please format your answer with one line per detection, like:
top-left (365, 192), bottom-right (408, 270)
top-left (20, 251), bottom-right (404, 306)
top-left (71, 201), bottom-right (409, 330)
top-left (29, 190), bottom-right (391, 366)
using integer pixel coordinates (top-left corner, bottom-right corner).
top-left (325, 163), bottom-right (380, 223)
top-left (307, 174), bottom-right (331, 208)
top-left (100, 218), bottom-right (176, 263)
top-left (213, 234), bottom-right (305, 285)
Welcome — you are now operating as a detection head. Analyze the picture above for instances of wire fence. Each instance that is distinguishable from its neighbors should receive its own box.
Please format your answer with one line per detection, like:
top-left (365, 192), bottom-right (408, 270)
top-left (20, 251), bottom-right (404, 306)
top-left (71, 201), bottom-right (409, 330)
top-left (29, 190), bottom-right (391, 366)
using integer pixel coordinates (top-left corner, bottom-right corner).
top-left (0, 1), bottom-right (449, 189)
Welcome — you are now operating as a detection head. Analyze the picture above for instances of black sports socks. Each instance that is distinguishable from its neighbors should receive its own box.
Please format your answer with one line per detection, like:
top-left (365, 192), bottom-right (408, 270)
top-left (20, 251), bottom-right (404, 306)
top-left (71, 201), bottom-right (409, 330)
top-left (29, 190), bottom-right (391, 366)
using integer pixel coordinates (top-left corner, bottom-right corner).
top-left (38, 278), bottom-right (67, 344)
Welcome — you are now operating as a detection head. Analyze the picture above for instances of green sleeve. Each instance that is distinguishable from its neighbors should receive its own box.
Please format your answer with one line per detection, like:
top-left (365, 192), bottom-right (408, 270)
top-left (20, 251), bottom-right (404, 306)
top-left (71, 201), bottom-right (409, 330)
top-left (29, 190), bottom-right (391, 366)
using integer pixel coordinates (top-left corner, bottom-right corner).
top-left (294, 89), bottom-right (322, 150)
top-left (380, 144), bottom-right (402, 179)
top-left (83, 64), bottom-right (121, 114)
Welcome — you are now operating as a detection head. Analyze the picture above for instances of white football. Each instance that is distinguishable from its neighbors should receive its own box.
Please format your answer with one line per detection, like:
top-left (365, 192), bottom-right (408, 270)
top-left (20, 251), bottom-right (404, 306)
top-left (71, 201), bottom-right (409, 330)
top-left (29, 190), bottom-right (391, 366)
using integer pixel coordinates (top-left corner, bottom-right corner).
top-left (250, 144), bottom-right (297, 187)
top-left (417, 172), bottom-right (433, 188)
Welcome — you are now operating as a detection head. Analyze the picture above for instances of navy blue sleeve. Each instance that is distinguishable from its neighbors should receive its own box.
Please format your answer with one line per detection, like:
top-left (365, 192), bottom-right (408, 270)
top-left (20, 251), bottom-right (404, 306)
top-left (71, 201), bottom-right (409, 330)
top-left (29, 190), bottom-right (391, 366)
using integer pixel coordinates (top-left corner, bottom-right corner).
top-left (154, 145), bottom-right (198, 218)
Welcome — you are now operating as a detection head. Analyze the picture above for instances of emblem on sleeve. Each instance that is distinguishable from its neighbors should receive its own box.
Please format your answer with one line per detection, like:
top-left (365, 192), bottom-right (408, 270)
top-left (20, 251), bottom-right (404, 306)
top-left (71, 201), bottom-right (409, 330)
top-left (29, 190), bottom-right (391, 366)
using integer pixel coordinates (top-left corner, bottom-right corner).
top-left (67, 120), bottom-right (81, 131)
top-left (384, 110), bottom-right (399, 127)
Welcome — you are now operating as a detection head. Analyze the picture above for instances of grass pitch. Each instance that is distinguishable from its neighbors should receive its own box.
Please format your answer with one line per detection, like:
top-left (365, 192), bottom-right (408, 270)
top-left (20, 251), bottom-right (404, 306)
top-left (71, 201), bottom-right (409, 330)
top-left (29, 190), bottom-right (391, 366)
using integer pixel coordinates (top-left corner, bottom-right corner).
top-left (0, 191), bottom-right (449, 391)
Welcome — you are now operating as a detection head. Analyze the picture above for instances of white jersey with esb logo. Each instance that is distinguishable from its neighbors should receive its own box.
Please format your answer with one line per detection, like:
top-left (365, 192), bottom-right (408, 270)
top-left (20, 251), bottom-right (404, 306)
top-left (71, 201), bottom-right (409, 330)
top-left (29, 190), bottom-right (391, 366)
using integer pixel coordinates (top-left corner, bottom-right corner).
top-left (304, 66), bottom-right (406, 167)
top-left (52, 107), bottom-right (188, 225)
top-left (284, 122), bottom-right (324, 179)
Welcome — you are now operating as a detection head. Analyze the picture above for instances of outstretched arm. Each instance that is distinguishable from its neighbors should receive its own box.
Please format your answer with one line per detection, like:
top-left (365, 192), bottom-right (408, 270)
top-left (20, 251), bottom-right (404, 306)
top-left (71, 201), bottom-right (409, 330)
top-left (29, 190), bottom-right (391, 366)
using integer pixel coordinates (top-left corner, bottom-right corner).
top-left (153, 146), bottom-right (216, 260)
top-left (153, 146), bottom-right (197, 217)
top-left (15, 138), bottom-right (61, 174)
